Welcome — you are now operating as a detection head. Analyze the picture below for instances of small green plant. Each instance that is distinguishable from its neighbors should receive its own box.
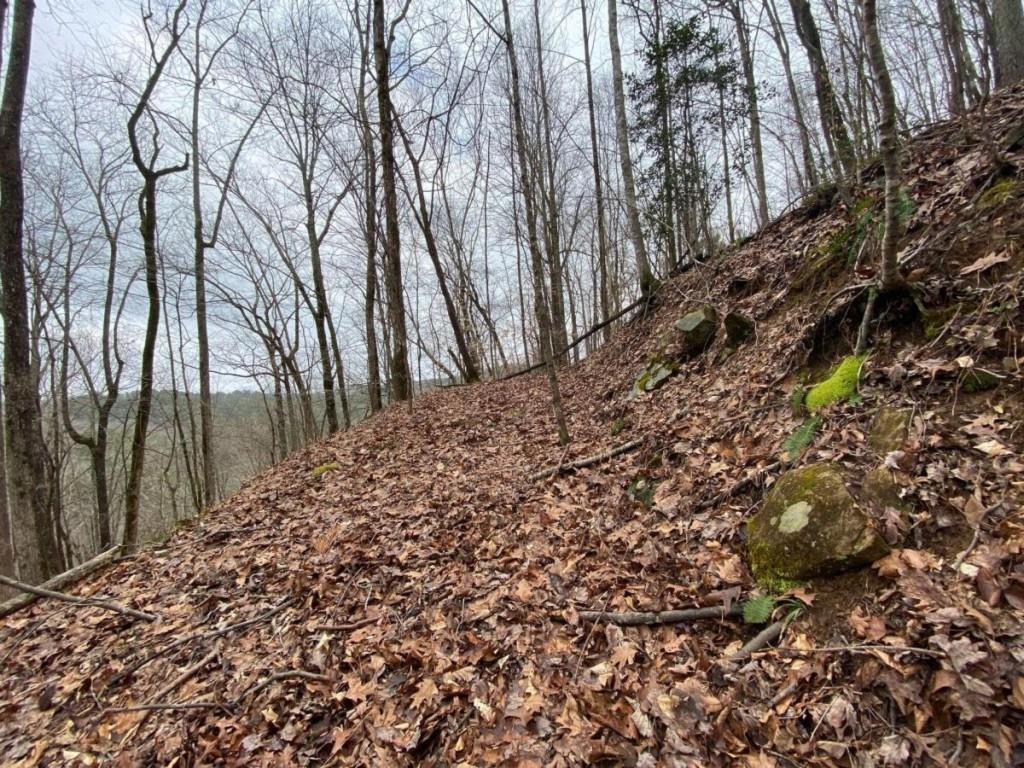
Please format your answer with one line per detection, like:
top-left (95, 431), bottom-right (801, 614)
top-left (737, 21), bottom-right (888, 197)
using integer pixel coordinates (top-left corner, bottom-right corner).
top-left (626, 476), bottom-right (658, 508)
top-left (743, 595), bottom-right (776, 624)
top-left (310, 462), bottom-right (339, 478)
top-left (894, 187), bottom-right (916, 225)
top-left (789, 383), bottom-right (807, 415)
top-left (610, 417), bottom-right (628, 436)
top-left (783, 415), bottom-right (822, 461)
top-left (805, 355), bottom-right (867, 412)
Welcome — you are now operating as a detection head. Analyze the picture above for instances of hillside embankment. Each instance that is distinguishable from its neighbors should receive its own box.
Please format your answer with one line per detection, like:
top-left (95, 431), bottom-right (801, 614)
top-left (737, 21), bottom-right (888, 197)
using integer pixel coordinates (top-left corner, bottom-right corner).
top-left (1, 86), bottom-right (1022, 766)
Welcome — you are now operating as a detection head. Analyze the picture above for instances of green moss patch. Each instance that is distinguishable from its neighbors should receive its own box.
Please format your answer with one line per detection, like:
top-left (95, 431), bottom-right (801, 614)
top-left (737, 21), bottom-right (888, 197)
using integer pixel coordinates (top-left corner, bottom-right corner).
top-left (311, 462), bottom-right (340, 478)
top-left (978, 177), bottom-right (1020, 210)
top-left (805, 355), bottom-right (867, 412)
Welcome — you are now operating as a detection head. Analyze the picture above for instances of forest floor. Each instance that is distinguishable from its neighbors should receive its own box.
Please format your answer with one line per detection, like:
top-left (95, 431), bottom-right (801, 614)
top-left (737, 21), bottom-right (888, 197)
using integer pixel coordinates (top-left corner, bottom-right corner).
top-left (2, 88), bottom-right (1023, 767)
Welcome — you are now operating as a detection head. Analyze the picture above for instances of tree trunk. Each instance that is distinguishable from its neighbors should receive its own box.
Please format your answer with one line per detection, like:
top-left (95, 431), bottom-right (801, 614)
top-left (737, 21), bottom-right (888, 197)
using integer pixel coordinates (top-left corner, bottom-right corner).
top-left (992, 0), bottom-right (1024, 87)
top-left (303, 178), bottom-right (340, 433)
top-left (789, 0), bottom-right (858, 179)
top-left (0, 0), bottom-right (60, 583)
top-left (500, 0), bottom-right (570, 445)
top-left (0, 380), bottom-right (14, 593)
top-left (728, 0), bottom-right (770, 226)
top-left (373, 0), bottom-right (412, 403)
top-left (357, 47), bottom-right (383, 413)
top-left (580, 0), bottom-right (612, 341)
top-left (394, 112), bottom-right (480, 383)
top-left (123, 1), bottom-right (188, 551)
top-left (607, 0), bottom-right (655, 295)
top-left (861, 0), bottom-right (903, 291)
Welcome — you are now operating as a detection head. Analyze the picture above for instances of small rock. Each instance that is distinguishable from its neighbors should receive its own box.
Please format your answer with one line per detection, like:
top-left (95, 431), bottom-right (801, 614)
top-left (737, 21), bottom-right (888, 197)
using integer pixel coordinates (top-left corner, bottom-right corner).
top-left (671, 305), bottom-right (718, 358)
top-left (868, 407), bottom-right (911, 454)
top-left (724, 312), bottom-right (755, 346)
top-left (747, 463), bottom-right (889, 581)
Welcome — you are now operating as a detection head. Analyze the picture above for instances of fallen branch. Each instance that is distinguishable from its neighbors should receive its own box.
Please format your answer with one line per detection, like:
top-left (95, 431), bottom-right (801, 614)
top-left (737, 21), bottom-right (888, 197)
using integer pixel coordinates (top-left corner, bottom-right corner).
top-left (104, 596), bottom-right (293, 692)
top-left (774, 644), bottom-right (945, 658)
top-left (502, 296), bottom-right (648, 380)
top-left (0, 547), bottom-right (121, 619)
top-left (576, 604), bottom-right (742, 626)
top-left (236, 670), bottom-right (330, 704)
top-left (0, 573), bottom-right (156, 622)
top-left (104, 701), bottom-right (226, 714)
top-left (312, 615), bottom-right (381, 633)
top-left (730, 618), bottom-right (788, 660)
top-left (530, 438), bottom-right (643, 481)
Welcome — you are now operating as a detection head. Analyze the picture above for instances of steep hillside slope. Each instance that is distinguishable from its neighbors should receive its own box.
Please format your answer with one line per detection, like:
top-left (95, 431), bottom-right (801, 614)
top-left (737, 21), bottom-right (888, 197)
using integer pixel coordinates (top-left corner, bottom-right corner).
top-left (2, 88), bottom-right (1022, 767)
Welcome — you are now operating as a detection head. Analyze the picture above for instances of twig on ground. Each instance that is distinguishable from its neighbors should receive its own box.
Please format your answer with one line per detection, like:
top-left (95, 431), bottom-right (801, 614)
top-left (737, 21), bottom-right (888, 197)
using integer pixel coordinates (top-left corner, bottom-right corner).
top-left (530, 438), bottom-right (643, 481)
top-left (104, 596), bottom-right (293, 692)
top-left (0, 547), bottom-right (121, 618)
top-left (775, 644), bottom-right (945, 658)
top-left (236, 670), bottom-right (330, 704)
top-left (311, 615), bottom-right (380, 633)
top-left (694, 462), bottom-right (781, 512)
top-left (105, 701), bottom-right (227, 714)
top-left (951, 501), bottom-right (999, 572)
top-left (730, 618), bottom-right (789, 660)
top-left (0, 573), bottom-right (157, 622)
top-left (576, 604), bottom-right (743, 626)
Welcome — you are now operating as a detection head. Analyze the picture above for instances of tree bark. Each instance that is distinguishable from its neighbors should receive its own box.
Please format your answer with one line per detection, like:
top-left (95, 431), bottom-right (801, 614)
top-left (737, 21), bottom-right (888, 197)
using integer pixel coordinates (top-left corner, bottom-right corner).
top-left (580, 0), bottom-right (612, 341)
top-left (727, 0), bottom-right (770, 226)
top-left (373, 0), bottom-right (412, 403)
top-left (789, 0), bottom-right (858, 179)
top-left (0, 0), bottom-right (60, 583)
top-left (992, 0), bottom-right (1024, 87)
top-left (861, 0), bottom-right (903, 292)
top-left (607, 0), bottom-right (655, 295)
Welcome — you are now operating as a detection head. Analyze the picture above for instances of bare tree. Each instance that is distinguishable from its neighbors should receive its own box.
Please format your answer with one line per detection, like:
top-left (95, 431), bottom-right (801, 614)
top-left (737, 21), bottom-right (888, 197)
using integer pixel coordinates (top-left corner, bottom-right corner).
top-left (608, 0), bottom-right (655, 295)
top-left (374, 0), bottom-right (413, 402)
top-left (0, 0), bottom-right (61, 582)
top-left (123, 1), bottom-right (190, 550)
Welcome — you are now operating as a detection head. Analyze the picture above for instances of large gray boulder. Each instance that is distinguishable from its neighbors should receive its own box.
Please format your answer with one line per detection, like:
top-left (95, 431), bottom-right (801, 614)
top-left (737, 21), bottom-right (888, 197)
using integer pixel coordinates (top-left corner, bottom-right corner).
top-left (747, 464), bottom-right (889, 582)
top-left (669, 305), bottom-right (718, 359)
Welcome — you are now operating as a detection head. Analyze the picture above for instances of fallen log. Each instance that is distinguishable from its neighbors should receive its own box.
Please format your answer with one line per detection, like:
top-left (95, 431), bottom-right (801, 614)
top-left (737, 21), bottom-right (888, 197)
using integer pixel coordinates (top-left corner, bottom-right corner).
top-left (576, 604), bottom-right (743, 625)
top-left (0, 572), bottom-right (157, 622)
top-left (0, 546), bottom-right (121, 619)
top-left (530, 438), bottom-right (643, 481)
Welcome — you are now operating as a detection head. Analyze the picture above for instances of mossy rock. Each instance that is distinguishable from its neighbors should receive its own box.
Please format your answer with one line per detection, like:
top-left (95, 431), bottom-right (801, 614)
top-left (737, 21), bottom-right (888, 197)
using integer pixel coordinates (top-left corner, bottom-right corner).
top-left (310, 462), bottom-right (339, 478)
top-left (631, 360), bottom-right (676, 397)
top-left (671, 305), bottom-right (718, 358)
top-left (805, 355), bottom-right (866, 412)
top-left (917, 302), bottom-right (960, 340)
top-left (860, 466), bottom-right (907, 513)
top-left (748, 463), bottom-right (889, 582)
top-left (978, 177), bottom-right (1020, 210)
top-left (868, 407), bottom-right (911, 454)
top-left (962, 369), bottom-right (1000, 393)
top-left (724, 311), bottom-right (755, 346)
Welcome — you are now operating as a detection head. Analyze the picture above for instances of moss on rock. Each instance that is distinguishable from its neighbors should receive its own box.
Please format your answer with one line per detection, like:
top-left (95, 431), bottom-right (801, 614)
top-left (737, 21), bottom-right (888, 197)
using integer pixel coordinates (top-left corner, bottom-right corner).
top-left (805, 355), bottom-right (866, 412)
top-left (311, 462), bottom-right (339, 478)
top-left (747, 463), bottom-right (889, 582)
top-left (978, 177), bottom-right (1020, 210)
top-left (868, 407), bottom-right (911, 454)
